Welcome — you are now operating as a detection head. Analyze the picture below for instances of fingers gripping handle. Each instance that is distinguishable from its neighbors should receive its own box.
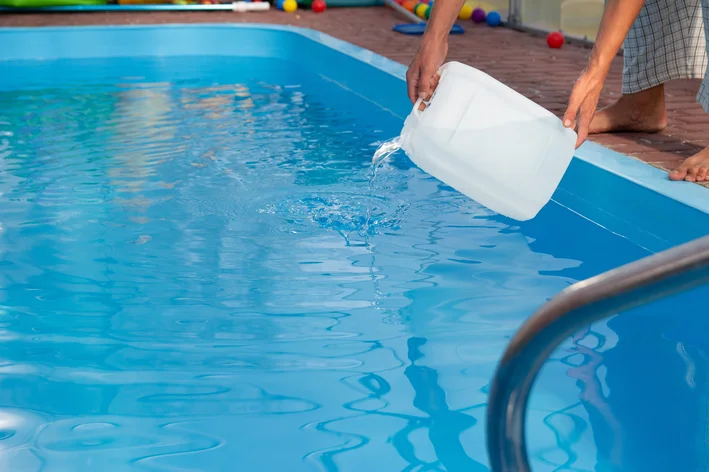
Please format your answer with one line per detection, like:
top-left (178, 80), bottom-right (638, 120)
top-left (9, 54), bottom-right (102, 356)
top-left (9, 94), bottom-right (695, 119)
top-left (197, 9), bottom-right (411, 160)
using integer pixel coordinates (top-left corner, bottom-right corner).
top-left (413, 66), bottom-right (443, 118)
top-left (413, 97), bottom-right (429, 118)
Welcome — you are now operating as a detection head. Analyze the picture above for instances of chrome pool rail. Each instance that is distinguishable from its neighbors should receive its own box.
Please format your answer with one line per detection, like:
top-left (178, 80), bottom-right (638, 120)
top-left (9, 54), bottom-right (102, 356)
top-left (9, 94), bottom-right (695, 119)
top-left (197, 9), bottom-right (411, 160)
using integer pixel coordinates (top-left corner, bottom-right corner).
top-left (486, 233), bottom-right (709, 472)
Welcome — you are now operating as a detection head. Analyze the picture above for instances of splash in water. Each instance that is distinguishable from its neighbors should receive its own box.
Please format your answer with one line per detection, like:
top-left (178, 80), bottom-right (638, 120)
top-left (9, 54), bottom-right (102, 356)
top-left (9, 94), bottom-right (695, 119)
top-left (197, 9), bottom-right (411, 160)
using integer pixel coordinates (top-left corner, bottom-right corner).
top-left (364, 136), bottom-right (403, 241)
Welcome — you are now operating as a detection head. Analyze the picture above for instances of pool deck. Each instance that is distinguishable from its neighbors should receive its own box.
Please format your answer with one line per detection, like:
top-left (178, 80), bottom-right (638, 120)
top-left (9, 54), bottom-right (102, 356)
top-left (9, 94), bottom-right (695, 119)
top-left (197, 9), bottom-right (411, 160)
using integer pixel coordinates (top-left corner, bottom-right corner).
top-left (1, 6), bottom-right (708, 183)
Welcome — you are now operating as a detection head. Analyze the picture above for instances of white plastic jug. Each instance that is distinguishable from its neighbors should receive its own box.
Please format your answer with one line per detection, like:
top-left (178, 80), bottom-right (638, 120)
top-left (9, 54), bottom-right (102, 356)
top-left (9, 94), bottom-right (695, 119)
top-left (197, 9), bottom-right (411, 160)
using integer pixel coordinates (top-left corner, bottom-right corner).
top-left (400, 61), bottom-right (577, 221)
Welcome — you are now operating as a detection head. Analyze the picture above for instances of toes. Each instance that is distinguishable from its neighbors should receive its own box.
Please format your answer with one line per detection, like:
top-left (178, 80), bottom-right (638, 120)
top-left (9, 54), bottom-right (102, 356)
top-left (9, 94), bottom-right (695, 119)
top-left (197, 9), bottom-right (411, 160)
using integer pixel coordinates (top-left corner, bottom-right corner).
top-left (698, 167), bottom-right (709, 182)
top-left (669, 149), bottom-right (709, 183)
top-left (685, 166), bottom-right (698, 182)
top-left (669, 166), bottom-right (689, 181)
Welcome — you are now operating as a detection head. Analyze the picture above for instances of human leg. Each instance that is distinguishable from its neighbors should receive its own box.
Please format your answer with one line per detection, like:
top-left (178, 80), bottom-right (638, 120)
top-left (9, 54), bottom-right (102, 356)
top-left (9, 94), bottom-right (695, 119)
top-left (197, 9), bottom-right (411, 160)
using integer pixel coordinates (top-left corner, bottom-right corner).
top-left (590, 0), bottom-right (706, 134)
top-left (669, 0), bottom-right (709, 182)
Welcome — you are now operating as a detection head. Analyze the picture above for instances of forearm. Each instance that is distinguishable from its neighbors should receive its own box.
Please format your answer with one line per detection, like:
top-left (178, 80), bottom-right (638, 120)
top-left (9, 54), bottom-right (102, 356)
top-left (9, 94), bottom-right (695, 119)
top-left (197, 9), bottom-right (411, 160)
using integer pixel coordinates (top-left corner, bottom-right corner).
top-left (423, 0), bottom-right (466, 42)
top-left (588, 0), bottom-right (646, 73)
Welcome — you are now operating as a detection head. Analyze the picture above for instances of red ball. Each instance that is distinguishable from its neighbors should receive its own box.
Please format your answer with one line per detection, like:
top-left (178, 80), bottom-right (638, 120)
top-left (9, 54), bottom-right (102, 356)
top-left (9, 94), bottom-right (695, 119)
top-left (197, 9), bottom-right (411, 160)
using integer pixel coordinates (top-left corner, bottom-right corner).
top-left (547, 31), bottom-right (564, 49)
top-left (312, 0), bottom-right (326, 12)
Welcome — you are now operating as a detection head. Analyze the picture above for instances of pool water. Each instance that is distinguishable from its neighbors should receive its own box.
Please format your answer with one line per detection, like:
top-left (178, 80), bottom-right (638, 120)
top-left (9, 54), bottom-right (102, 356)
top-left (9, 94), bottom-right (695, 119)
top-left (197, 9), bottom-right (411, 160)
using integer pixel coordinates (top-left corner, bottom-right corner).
top-left (0, 54), bottom-right (706, 471)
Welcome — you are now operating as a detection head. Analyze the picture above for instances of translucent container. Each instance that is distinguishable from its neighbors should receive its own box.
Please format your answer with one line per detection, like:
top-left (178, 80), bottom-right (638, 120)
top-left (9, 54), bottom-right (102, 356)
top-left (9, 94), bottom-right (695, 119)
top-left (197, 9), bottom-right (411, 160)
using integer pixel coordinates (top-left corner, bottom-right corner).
top-left (400, 61), bottom-right (577, 221)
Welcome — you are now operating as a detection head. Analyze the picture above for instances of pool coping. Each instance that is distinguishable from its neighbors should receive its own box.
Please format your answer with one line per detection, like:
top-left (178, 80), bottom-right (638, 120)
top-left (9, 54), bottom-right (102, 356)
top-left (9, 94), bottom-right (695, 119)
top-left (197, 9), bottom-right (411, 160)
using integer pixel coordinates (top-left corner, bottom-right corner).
top-left (3, 22), bottom-right (709, 217)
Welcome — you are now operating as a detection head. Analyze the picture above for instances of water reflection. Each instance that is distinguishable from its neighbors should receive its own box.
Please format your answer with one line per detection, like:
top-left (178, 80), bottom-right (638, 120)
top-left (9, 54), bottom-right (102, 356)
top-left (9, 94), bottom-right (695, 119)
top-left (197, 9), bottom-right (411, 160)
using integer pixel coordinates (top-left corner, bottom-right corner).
top-left (0, 55), bottom-right (707, 471)
top-left (401, 337), bottom-right (488, 472)
top-left (512, 202), bottom-right (709, 471)
top-left (574, 298), bottom-right (709, 472)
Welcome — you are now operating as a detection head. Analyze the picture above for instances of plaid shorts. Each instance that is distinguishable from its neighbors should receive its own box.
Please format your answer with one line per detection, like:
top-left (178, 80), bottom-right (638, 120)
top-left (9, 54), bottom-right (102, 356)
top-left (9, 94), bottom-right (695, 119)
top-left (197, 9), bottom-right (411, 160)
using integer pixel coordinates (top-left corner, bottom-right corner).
top-left (622, 0), bottom-right (708, 109)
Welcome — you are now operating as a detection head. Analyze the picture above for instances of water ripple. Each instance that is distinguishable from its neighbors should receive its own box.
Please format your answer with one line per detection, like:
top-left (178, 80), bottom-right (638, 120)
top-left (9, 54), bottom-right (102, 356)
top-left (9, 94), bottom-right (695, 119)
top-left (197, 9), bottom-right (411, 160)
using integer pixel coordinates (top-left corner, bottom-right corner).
top-left (0, 55), bottom-right (670, 471)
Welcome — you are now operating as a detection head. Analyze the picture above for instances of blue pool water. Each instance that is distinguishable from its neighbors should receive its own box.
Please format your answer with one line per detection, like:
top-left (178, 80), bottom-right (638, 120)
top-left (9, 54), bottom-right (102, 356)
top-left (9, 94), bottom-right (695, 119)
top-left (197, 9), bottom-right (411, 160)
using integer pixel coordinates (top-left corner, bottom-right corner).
top-left (2, 27), bottom-right (709, 472)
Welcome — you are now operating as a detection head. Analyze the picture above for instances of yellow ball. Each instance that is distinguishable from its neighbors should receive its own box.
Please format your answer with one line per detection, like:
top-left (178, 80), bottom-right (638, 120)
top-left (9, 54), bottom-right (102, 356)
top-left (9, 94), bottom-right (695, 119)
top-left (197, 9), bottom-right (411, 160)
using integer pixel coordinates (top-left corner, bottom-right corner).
top-left (458, 4), bottom-right (473, 19)
top-left (283, 0), bottom-right (297, 12)
top-left (415, 3), bottom-right (428, 18)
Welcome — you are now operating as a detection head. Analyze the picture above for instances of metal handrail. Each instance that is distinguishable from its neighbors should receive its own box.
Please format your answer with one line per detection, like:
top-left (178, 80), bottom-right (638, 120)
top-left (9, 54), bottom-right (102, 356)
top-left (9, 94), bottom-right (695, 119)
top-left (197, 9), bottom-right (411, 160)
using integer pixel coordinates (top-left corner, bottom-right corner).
top-left (486, 233), bottom-right (709, 472)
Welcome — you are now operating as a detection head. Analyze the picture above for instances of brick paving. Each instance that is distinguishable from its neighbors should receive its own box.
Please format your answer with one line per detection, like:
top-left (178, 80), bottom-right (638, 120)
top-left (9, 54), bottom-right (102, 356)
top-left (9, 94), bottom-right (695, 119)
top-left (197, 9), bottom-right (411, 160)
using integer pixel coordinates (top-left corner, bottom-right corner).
top-left (1, 6), bottom-right (708, 179)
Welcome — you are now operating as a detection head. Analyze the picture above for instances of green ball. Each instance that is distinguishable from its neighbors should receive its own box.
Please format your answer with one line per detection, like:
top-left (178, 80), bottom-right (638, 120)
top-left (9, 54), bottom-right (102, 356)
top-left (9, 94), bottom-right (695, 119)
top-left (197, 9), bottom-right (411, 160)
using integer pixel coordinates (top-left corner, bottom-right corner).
top-left (424, 5), bottom-right (431, 19)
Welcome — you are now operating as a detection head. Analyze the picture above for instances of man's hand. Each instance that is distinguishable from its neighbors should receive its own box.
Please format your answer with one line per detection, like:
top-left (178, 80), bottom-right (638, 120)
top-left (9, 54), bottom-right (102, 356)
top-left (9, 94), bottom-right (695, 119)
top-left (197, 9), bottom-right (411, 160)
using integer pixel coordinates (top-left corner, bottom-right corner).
top-left (563, 66), bottom-right (607, 148)
top-left (406, 36), bottom-right (447, 105)
top-left (406, 0), bottom-right (467, 106)
top-left (562, 0), bottom-right (646, 148)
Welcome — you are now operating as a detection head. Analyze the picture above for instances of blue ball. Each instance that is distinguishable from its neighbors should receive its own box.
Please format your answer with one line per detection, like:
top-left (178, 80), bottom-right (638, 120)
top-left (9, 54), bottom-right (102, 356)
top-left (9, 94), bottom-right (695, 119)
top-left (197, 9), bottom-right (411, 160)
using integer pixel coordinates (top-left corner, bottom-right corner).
top-left (276, 0), bottom-right (285, 9)
top-left (486, 10), bottom-right (502, 26)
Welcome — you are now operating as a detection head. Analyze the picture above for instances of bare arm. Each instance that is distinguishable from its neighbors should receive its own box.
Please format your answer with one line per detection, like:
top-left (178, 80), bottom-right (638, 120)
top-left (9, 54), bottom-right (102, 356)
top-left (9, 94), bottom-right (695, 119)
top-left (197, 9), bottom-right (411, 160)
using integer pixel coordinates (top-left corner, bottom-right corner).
top-left (588, 0), bottom-right (647, 71)
top-left (424, 0), bottom-right (466, 43)
top-left (406, 0), bottom-right (466, 104)
top-left (563, 0), bottom-right (646, 147)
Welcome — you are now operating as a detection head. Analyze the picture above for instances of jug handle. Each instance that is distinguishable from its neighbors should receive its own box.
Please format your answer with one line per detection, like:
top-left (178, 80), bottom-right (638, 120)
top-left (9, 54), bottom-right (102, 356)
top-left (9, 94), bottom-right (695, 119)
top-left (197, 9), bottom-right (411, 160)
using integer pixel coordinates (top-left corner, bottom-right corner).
top-left (413, 97), bottom-right (430, 118)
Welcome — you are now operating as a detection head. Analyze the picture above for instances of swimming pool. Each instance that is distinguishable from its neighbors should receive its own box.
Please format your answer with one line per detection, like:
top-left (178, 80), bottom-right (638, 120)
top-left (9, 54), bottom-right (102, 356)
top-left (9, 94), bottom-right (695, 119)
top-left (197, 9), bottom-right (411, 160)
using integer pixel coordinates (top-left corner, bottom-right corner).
top-left (1, 24), bottom-right (709, 472)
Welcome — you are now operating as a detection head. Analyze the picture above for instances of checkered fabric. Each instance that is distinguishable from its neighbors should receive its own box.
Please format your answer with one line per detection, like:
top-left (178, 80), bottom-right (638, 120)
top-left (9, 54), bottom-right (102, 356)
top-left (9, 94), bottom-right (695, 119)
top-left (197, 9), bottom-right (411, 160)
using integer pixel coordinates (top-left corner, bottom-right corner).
top-left (698, 0), bottom-right (709, 111)
top-left (622, 0), bottom-right (707, 98)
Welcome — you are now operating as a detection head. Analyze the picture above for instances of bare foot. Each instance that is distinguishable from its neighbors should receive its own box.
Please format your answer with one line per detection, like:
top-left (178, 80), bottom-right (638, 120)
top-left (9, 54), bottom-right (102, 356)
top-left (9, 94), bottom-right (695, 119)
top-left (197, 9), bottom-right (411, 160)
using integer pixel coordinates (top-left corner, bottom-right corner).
top-left (669, 146), bottom-right (709, 182)
top-left (589, 85), bottom-right (668, 134)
